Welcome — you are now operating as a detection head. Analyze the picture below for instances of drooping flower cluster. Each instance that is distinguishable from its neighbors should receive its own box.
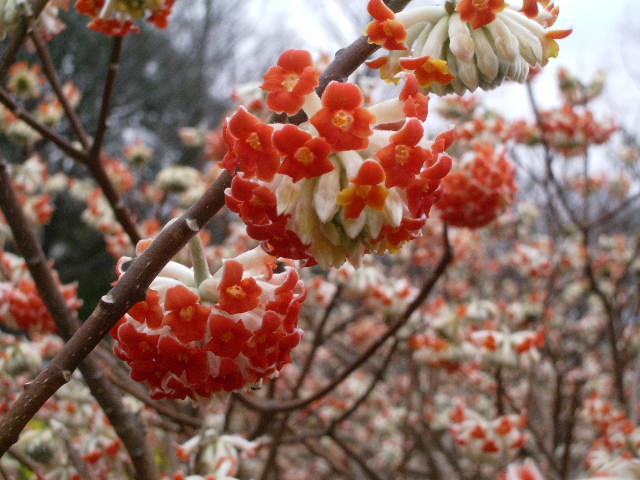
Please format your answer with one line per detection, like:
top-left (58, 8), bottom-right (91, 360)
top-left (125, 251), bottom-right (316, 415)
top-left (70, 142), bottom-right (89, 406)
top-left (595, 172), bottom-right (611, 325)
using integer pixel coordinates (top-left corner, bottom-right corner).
top-left (365, 0), bottom-right (571, 94)
top-left (0, 250), bottom-right (82, 335)
top-left (111, 241), bottom-right (306, 400)
top-left (410, 299), bottom-right (545, 371)
top-left (435, 142), bottom-right (516, 228)
top-left (221, 49), bottom-right (453, 268)
top-left (174, 429), bottom-right (258, 480)
top-left (1, 0), bottom-right (68, 41)
top-left (581, 392), bottom-right (640, 479)
top-left (0, 155), bottom-right (57, 227)
top-left (1, 62), bottom-right (81, 147)
top-left (75, 0), bottom-right (177, 36)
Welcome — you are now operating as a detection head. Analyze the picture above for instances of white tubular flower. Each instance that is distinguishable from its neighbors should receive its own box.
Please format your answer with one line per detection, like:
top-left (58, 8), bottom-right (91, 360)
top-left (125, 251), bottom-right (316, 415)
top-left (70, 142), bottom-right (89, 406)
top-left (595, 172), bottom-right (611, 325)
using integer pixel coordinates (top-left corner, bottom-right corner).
top-left (0, 0), bottom-right (26, 40)
top-left (368, 1), bottom-right (571, 95)
top-left (156, 165), bottom-right (202, 194)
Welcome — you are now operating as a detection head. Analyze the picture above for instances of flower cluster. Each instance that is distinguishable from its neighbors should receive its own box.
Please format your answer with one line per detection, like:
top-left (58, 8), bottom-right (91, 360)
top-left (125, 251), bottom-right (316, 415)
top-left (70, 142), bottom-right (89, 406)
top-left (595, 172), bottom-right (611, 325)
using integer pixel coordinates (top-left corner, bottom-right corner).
top-left (435, 142), bottom-right (516, 228)
top-left (365, 0), bottom-right (571, 94)
top-left (75, 0), bottom-right (177, 36)
top-left (511, 104), bottom-right (616, 157)
top-left (410, 299), bottom-right (545, 371)
top-left (0, 249), bottom-right (82, 335)
top-left (174, 429), bottom-right (258, 480)
top-left (111, 241), bottom-right (306, 401)
top-left (448, 401), bottom-right (528, 461)
top-left (222, 49), bottom-right (453, 268)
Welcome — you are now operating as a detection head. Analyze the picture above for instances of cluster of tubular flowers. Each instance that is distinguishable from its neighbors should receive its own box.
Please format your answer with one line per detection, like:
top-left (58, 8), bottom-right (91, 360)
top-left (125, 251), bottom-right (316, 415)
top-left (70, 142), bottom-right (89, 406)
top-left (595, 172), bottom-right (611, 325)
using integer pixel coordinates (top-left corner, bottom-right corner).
top-left (510, 103), bottom-right (616, 157)
top-left (0, 0), bottom-right (68, 41)
top-left (435, 142), bottom-right (516, 228)
top-left (222, 49), bottom-right (453, 269)
top-left (111, 240), bottom-right (306, 401)
top-left (174, 429), bottom-right (258, 480)
top-left (1, 155), bottom-right (57, 227)
top-left (364, 0), bottom-right (570, 95)
top-left (580, 392), bottom-right (640, 479)
top-left (499, 459), bottom-right (545, 480)
top-left (448, 402), bottom-right (528, 461)
top-left (0, 250), bottom-right (82, 335)
top-left (410, 300), bottom-right (545, 371)
top-left (75, 0), bottom-right (177, 36)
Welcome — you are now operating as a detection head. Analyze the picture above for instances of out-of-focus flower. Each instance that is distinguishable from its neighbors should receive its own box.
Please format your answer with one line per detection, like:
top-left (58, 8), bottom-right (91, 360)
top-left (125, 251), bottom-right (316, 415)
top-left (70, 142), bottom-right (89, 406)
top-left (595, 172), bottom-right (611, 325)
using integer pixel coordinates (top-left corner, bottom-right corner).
top-left (436, 142), bottom-right (516, 228)
top-left (75, 0), bottom-right (177, 36)
top-left (7, 61), bottom-right (44, 100)
top-left (111, 241), bottom-right (306, 401)
top-left (156, 165), bottom-right (202, 194)
top-left (222, 50), bottom-right (454, 269)
top-left (124, 138), bottom-right (154, 167)
top-left (367, 3), bottom-right (571, 95)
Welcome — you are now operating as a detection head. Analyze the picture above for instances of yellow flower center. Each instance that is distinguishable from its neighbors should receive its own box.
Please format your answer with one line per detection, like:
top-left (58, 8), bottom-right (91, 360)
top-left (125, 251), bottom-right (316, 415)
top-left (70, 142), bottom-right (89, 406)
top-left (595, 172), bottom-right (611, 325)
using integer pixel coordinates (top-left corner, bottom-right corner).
top-left (179, 306), bottom-right (194, 322)
top-left (332, 110), bottom-right (354, 131)
top-left (281, 73), bottom-right (300, 92)
top-left (221, 332), bottom-right (233, 343)
top-left (472, 0), bottom-right (489, 10)
top-left (226, 285), bottom-right (246, 299)
top-left (294, 146), bottom-right (314, 165)
top-left (395, 145), bottom-right (410, 165)
top-left (355, 185), bottom-right (372, 198)
top-left (247, 132), bottom-right (263, 151)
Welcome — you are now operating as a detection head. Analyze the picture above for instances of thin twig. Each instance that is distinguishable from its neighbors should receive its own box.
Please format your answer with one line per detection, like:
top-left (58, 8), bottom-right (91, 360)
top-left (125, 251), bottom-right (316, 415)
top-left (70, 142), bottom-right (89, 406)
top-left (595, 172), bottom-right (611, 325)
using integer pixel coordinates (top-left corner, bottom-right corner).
top-left (237, 225), bottom-right (453, 413)
top-left (0, 158), bottom-right (160, 479)
top-left (0, 0), bottom-right (50, 81)
top-left (28, 26), bottom-right (91, 149)
top-left (0, 169), bottom-right (231, 457)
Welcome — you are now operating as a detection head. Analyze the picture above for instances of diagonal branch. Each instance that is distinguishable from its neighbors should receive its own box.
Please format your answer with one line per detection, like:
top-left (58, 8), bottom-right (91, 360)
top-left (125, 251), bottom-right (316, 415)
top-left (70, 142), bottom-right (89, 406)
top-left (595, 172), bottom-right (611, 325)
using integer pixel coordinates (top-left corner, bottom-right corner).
top-left (0, 0), bottom-right (51, 81)
top-left (0, 0), bottom-right (416, 454)
top-left (236, 225), bottom-right (453, 413)
top-left (0, 158), bottom-right (160, 480)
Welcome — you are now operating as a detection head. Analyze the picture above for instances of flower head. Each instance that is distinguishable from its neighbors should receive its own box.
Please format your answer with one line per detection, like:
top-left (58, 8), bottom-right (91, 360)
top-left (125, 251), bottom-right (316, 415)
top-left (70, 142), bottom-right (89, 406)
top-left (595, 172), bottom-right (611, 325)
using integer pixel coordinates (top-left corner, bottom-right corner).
top-left (310, 81), bottom-right (376, 152)
top-left (456, 0), bottom-right (507, 30)
top-left (364, 0), bottom-right (408, 50)
top-left (260, 49), bottom-right (320, 115)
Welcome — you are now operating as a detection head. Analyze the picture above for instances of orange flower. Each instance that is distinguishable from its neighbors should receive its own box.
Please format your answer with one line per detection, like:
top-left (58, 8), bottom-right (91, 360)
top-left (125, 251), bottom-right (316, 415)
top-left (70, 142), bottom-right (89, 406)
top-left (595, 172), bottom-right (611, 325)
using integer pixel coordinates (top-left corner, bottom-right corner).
top-left (399, 56), bottom-right (455, 88)
top-left (205, 315), bottom-right (252, 359)
top-left (399, 74), bottom-right (430, 121)
top-left (309, 81), bottom-right (375, 152)
top-left (162, 285), bottom-right (211, 343)
top-left (364, 0), bottom-right (408, 51)
top-left (221, 107), bottom-right (280, 181)
top-left (456, 0), bottom-right (507, 30)
top-left (272, 125), bottom-right (334, 182)
top-left (261, 49), bottom-right (319, 115)
top-left (216, 259), bottom-right (263, 315)
top-left (337, 160), bottom-right (390, 219)
top-left (376, 118), bottom-right (431, 188)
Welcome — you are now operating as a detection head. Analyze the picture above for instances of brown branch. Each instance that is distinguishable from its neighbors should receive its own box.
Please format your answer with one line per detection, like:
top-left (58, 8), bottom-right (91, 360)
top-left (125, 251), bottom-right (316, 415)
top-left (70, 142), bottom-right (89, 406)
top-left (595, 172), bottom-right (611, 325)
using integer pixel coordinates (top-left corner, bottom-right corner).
top-left (0, 0), bottom-right (50, 81)
top-left (0, 0), bottom-right (415, 456)
top-left (29, 26), bottom-right (90, 149)
top-left (0, 158), bottom-right (160, 479)
top-left (82, 37), bottom-right (142, 245)
top-left (0, 87), bottom-right (87, 161)
top-left (329, 433), bottom-right (384, 480)
top-left (0, 169), bottom-right (231, 457)
top-left (106, 368), bottom-right (201, 430)
top-left (560, 381), bottom-right (583, 480)
top-left (236, 225), bottom-right (453, 413)
top-left (7, 446), bottom-right (44, 479)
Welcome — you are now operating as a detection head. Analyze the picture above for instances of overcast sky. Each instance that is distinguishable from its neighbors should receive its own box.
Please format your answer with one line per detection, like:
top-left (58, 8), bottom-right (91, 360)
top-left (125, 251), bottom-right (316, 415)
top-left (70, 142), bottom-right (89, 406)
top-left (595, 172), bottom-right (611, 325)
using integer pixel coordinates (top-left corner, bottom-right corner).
top-left (279, 0), bottom-right (640, 131)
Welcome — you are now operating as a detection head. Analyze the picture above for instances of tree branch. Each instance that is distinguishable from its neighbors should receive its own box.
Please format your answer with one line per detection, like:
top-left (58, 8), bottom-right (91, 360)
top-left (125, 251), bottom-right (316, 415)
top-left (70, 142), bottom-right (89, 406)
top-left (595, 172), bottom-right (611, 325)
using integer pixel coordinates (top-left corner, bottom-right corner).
top-left (0, 158), bottom-right (160, 479)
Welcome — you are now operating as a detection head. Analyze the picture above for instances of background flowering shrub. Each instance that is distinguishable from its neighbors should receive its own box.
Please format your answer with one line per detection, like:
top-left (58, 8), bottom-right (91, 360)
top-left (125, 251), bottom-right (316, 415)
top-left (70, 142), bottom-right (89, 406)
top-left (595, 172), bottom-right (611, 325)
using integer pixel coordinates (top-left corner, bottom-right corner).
top-left (0, 1), bottom-right (638, 480)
